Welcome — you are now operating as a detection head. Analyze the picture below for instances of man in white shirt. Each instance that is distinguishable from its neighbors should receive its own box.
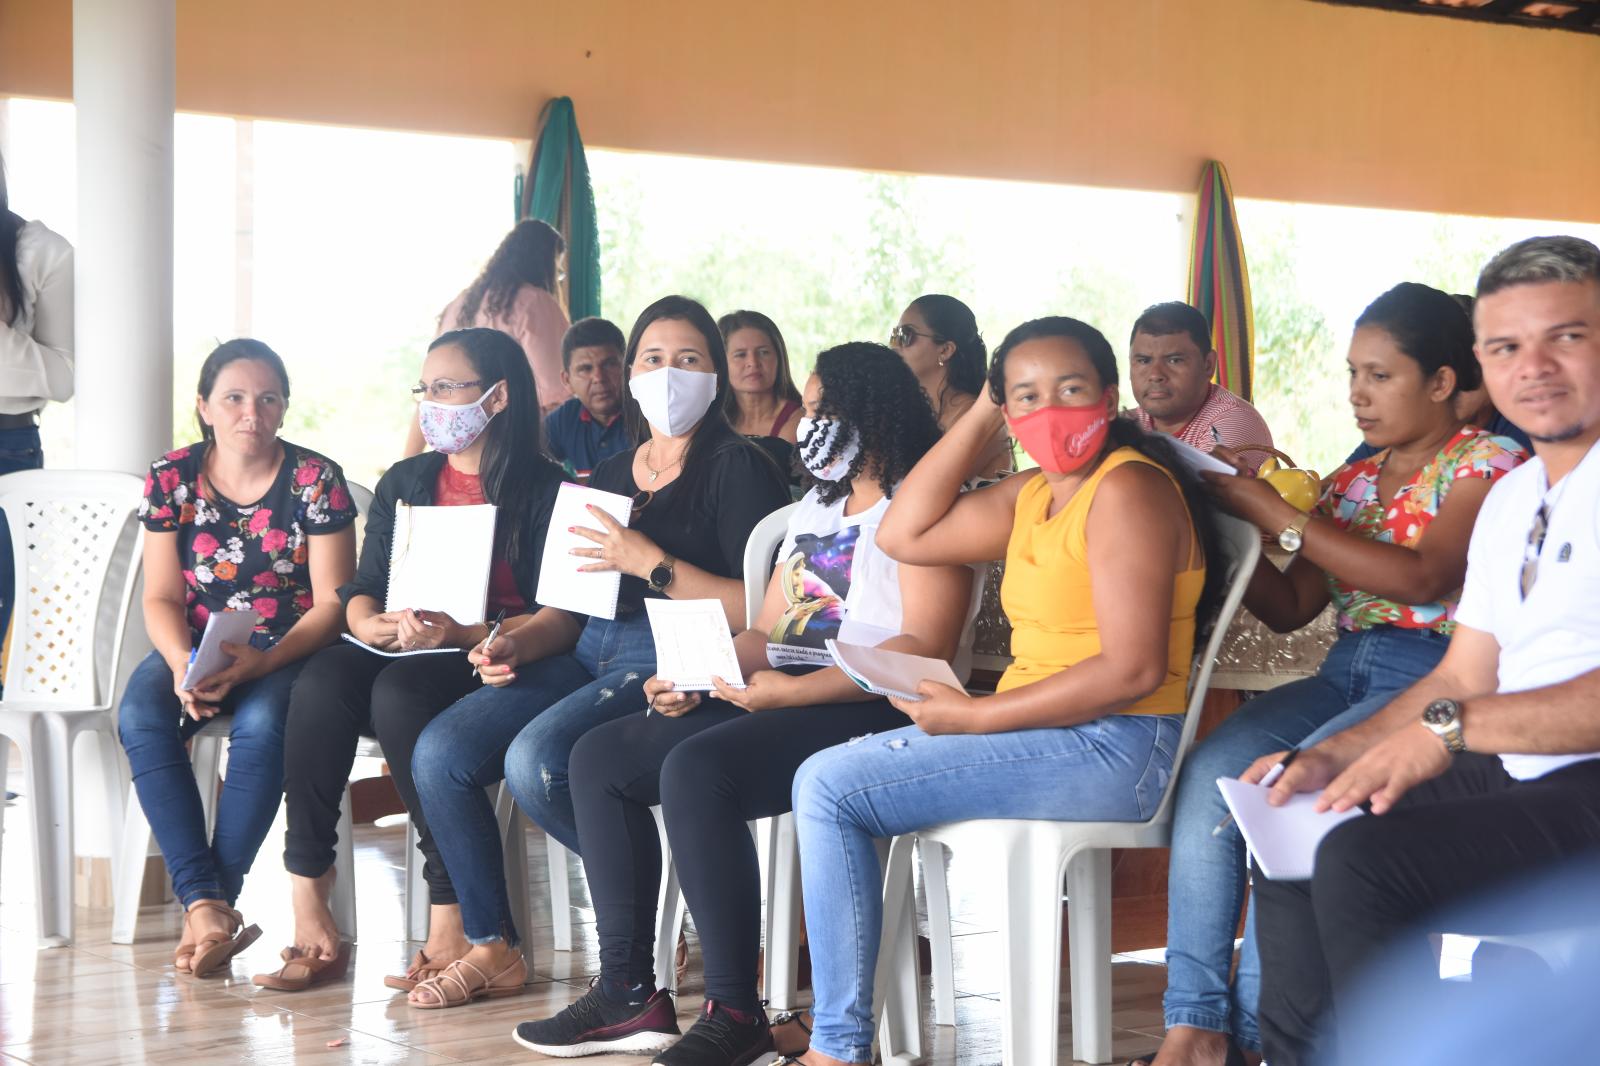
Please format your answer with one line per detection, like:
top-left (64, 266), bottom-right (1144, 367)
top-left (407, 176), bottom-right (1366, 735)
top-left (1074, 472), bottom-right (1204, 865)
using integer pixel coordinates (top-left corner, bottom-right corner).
top-left (1244, 236), bottom-right (1600, 1066)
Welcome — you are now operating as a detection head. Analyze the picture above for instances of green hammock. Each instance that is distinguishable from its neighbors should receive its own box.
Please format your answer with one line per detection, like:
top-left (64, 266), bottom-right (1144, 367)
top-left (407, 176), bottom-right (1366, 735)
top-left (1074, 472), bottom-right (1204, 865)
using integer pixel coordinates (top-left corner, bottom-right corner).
top-left (520, 96), bottom-right (602, 320)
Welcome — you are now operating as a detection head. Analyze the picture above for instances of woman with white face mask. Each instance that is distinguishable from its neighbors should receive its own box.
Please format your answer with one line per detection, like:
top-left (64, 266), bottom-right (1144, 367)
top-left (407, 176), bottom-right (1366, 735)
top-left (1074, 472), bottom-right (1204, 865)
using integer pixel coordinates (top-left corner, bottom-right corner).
top-left (256, 327), bottom-right (566, 994)
top-left (395, 296), bottom-right (790, 1011)
top-left (510, 343), bottom-right (978, 1064)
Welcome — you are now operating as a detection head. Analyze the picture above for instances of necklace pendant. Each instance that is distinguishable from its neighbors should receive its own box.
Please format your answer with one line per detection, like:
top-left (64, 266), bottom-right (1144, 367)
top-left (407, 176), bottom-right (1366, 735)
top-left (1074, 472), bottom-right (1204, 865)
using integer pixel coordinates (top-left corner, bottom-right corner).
top-left (647, 469), bottom-right (659, 483)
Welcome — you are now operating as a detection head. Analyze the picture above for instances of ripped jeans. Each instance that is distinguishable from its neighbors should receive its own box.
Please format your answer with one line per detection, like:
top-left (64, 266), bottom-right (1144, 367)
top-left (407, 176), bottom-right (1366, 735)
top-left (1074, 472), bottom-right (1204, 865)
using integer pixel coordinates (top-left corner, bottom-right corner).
top-left (792, 713), bottom-right (1181, 1064)
top-left (413, 613), bottom-right (654, 945)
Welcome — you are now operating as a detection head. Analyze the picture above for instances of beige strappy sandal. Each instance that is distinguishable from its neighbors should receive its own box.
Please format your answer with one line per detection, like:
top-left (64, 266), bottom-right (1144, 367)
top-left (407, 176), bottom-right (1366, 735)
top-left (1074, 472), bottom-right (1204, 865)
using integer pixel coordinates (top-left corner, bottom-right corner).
top-left (408, 954), bottom-right (527, 1009)
top-left (186, 900), bottom-right (263, 978)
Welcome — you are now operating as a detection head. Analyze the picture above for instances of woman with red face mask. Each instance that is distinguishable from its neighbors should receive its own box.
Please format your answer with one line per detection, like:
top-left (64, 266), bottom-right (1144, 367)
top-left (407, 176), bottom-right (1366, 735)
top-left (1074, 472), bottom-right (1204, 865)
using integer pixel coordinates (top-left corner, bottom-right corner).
top-left (782, 316), bottom-right (1223, 1066)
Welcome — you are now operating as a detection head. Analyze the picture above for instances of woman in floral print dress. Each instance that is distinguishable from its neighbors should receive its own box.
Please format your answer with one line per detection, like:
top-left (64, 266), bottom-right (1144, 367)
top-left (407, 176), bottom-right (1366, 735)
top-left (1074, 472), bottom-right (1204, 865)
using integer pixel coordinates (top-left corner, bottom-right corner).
top-left (118, 339), bottom-right (357, 979)
top-left (1129, 283), bottom-right (1525, 1066)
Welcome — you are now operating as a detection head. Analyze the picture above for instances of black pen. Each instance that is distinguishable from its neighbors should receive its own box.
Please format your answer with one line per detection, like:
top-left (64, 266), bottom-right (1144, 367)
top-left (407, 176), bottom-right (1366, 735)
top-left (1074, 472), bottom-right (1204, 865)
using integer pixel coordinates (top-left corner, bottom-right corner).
top-left (476, 608), bottom-right (507, 676)
top-left (1213, 747), bottom-right (1301, 836)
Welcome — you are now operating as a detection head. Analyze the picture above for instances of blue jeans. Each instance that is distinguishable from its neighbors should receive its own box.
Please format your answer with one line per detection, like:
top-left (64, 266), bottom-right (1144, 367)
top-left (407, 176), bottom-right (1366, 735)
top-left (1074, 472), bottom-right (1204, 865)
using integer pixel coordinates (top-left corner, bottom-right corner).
top-left (116, 639), bottom-right (303, 907)
top-left (0, 425), bottom-right (43, 697)
top-left (792, 713), bottom-right (1182, 1064)
top-left (1160, 624), bottom-right (1449, 1051)
top-left (418, 613), bottom-right (655, 944)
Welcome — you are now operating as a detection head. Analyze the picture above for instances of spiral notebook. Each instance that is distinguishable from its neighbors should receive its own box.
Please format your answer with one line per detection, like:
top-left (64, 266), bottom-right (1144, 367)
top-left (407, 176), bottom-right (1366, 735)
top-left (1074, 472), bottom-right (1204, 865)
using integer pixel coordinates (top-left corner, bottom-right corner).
top-left (535, 482), bottom-right (634, 620)
top-left (825, 639), bottom-right (964, 702)
top-left (385, 502), bottom-right (497, 625)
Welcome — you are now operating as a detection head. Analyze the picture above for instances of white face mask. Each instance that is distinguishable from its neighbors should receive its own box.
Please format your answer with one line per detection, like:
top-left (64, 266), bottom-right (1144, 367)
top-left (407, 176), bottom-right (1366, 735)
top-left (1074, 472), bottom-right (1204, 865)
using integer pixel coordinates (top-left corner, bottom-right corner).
top-left (796, 416), bottom-right (862, 482)
top-left (630, 366), bottom-right (719, 438)
top-left (417, 383), bottom-right (500, 455)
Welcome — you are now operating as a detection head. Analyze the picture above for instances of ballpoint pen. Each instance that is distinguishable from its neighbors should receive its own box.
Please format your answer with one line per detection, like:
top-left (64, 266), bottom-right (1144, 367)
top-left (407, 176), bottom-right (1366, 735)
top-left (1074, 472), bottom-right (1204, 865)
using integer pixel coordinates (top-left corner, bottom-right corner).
top-left (475, 608), bottom-right (507, 676)
top-left (1213, 746), bottom-right (1301, 836)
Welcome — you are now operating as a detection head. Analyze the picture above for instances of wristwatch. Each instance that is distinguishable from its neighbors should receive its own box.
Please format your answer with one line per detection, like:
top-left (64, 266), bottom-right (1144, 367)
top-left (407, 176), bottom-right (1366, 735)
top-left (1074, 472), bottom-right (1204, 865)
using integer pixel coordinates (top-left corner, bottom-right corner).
top-left (1277, 512), bottom-right (1312, 553)
top-left (647, 553), bottom-right (676, 593)
top-left (1421, 698), bottom-right (1467, 754)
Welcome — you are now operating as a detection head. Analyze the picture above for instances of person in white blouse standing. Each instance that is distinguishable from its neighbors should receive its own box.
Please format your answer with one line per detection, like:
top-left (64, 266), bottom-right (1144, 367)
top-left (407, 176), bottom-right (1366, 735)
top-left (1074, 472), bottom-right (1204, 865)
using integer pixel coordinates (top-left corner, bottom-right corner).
top-left (0, 153), bottom-right (73, 695)
top-left (403, 219), bottom-right (571, 456)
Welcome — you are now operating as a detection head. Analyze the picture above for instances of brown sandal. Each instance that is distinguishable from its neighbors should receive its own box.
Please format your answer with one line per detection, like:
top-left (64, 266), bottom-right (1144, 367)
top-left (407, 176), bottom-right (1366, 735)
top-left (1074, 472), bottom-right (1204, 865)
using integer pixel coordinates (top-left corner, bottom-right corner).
top-left (384, 948), bottom-right (450, 992)
top-left (173, 910), bottom-right (198, 973)
top-left (408, 954), bottom-right (527, 1009)
top-left (187, 900), bottom-right (263, 978)
top-left (252, 942), bottom-right (352, 991)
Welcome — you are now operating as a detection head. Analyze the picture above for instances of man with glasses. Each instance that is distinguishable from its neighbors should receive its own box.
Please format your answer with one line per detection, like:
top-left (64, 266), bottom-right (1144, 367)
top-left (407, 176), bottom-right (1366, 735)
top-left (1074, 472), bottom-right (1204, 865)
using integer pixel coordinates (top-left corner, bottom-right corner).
top-left (1127, 301), bottom-right (1274, 466)
top-left (1244, 236), bottom-right (1600, 1066)
top-left (544, 317), bottom-right (632, 482)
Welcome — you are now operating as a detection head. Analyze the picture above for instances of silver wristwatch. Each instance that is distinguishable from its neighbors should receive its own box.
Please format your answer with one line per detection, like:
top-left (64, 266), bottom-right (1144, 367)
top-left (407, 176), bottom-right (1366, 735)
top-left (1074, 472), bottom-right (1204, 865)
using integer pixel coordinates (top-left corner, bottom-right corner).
top-left (1421, 698), bottom-right (1466, 754)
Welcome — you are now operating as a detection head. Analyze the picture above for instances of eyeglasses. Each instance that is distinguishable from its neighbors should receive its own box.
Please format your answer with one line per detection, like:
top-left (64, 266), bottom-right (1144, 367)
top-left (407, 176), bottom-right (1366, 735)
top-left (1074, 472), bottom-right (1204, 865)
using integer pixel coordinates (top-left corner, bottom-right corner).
top-left (1520, 501), bottom-right (1551, 600)
top-left (889, 324), bottom-right (941, 350)
top-left (411, 380), bottom-right (485, 401)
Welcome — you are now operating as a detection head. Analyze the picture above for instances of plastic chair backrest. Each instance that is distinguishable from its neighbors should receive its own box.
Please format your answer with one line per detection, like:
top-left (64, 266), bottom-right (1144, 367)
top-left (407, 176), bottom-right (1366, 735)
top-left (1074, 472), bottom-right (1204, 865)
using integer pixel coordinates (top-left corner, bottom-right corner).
top-left (741, 502), bottom-right (801, 630)
top-left (347, 480), bottom-right (374, 522)
top-left (1147, 511), bottom-right (1261, 824)
top-left (0, 470), bottom-right (147, 708)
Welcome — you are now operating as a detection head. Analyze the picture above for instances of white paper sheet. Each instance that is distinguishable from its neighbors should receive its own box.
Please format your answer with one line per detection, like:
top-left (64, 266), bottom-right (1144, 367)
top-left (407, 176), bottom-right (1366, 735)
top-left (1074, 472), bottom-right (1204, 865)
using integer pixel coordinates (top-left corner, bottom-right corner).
top-left (825, 639), bottom-right (964, 702)
top-left (645, 598), bottom-right (744, 691)
top-left (385, 502), bottom-right (498, 624)
top-left (1165, 436), bottom-right (1240, 478)
top-left (180, 610), bottom-right (260, 690)
top-left (535, 482), bottom-right (635, 620)
top-left (1215, 777), bottom-right (1365, 880)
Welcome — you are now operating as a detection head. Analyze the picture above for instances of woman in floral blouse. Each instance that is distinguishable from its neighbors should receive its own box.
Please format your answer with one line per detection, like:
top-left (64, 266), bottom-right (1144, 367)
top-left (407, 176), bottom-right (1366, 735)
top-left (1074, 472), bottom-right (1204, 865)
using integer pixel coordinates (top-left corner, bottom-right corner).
top-left (1129, 283), bottom-right (1525, 1066)
top-left (119, 339), bottom-right (356, 979)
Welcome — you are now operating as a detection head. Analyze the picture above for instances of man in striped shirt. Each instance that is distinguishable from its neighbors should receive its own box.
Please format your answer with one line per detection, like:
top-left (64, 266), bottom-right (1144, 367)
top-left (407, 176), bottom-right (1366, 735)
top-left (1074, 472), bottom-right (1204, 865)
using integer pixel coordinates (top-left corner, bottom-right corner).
top-left (1129, 302), bottom-right (1276, 469)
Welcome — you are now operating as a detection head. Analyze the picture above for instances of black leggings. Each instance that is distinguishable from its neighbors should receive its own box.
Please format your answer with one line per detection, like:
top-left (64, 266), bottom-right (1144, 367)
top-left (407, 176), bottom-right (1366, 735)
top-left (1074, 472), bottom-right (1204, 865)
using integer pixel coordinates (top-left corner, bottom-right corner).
top-left (568, 696), bottom-right (911, 1012)
top-left (282, 642), bottom-right (479, 905)
top-left (1255, 754), bottom-right (1600, 1066)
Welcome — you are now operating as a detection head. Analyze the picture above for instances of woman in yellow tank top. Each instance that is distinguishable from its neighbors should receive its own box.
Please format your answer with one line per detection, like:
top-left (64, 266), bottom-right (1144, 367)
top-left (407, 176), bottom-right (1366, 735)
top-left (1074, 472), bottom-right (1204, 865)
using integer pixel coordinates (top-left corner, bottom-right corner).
top-left (787, 317), bottom-right (1223, 1066)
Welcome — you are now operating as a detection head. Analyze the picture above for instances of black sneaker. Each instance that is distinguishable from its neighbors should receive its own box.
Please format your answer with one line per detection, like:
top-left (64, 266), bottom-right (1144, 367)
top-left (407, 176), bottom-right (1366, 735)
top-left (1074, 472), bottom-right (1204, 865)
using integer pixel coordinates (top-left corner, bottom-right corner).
top-left (511, 979), bottom-right (680, 1058)
top-left (652, 1000), bottom-right (774, 1066)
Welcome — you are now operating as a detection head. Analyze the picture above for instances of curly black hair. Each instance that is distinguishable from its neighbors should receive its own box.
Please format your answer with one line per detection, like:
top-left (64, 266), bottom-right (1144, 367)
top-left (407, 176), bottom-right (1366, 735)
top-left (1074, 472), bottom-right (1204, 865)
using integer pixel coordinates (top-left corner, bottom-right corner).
top-left (454, 219), bottom-right (566, 325)
top-left (805, 342), bottom-right (942, 505)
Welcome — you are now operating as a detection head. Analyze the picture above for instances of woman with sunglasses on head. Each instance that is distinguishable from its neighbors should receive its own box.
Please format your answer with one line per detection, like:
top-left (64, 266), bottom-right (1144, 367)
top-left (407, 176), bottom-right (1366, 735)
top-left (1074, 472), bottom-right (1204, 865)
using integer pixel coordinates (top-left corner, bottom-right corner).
top-left (400, 295), bottom-right (790, 1010)
top-left (119, 339), bottom-right (357, 979)
top-left (255, 327), bottom-right (565, 993)
top-left (510, 342), bottom-right (976, 1063)
top-left (1131, 283), bottom-right (1525, 1066)
top-left (890, 294), bottom-right (1012, 481)
top-left (784, 316), bottom-right (1223, 1066)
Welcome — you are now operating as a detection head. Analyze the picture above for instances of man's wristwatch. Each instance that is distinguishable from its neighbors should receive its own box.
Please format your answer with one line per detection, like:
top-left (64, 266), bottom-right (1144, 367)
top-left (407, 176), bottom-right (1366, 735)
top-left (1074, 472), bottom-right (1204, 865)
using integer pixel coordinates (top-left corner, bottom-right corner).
top-left (1421, 697), bottom-right (1467, 754)
top-left (647, 554), bottom-right (676, 593)
top-left (1277, 512), bottom-right (1312, 553)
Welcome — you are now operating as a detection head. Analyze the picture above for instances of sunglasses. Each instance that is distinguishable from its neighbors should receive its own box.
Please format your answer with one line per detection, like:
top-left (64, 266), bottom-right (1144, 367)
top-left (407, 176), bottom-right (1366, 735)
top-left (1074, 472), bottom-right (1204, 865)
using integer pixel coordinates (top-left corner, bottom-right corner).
top-left (631, 489), bottom-right (654, 519)
top-left (889, 324), bottom-right (941, 350)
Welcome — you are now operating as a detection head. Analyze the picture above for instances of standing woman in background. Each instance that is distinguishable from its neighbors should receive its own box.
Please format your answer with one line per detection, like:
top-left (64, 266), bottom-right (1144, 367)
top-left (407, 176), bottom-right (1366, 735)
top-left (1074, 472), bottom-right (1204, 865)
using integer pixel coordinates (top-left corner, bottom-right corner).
top-left (889, 294), bottom-right (1012, 480)
top-left (406, 219), bottom-right (570, 455)
top-left (0, 152), bottom-right (73, 694)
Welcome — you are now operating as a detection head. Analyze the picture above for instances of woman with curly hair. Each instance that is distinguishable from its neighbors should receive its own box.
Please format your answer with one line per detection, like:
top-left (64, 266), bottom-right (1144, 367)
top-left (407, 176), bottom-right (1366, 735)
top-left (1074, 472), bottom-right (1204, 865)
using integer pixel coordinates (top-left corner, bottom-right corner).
top-left (510, 342), bottom-right (980, 1063)
top-left (406, 220), bottom-right (569, 455)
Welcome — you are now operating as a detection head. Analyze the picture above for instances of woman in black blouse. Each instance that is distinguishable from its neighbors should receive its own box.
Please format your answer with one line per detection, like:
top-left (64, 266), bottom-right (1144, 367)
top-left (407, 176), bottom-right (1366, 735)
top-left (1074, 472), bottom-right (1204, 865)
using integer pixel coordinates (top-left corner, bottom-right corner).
top-left (253, 328), bottom-right (565, 993)
top-left (119, 339), bottom-right (357, 978)
top-left (399, 295), bottom-right (789, 1009)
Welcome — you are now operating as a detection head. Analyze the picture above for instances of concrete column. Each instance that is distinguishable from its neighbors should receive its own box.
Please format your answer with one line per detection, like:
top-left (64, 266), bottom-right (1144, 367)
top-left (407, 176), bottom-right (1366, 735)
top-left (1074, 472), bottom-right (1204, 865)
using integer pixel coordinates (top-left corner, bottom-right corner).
top-left (74, 0), bottom-right (175, 473)
top-left (70, 0), bottom-right (174, 885)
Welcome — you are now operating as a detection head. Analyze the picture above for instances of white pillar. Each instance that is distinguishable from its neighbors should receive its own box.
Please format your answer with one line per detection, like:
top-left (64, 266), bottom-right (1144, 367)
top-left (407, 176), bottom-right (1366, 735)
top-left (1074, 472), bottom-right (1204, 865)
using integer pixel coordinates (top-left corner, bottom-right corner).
top-left (74, 0), bottom-right (175, 473)
top-left (70, 0), bottom-right (174, 878)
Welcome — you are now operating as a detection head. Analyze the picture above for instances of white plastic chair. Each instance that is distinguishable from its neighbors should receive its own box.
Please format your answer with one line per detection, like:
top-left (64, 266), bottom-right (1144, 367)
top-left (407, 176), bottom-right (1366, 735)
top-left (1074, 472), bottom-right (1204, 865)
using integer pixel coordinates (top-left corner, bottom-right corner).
top-left (0, 470), bottom-right (145, 946)
top-left (874, 512), bottom-right (1262, 1065)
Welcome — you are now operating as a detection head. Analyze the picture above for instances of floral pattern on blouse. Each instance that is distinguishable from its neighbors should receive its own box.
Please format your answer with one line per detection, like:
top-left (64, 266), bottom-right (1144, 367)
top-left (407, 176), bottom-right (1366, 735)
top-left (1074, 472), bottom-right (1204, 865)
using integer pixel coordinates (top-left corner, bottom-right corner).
top-left (140, 440), bottom-right (357, 639)
top-left (1316, 426), bottom-right (1525, 633)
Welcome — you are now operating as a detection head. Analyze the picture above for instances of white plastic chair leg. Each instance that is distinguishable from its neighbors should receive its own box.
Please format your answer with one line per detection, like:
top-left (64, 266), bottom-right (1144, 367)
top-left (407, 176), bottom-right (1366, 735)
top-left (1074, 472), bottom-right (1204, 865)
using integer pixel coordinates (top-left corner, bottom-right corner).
top-left (330, 781), bottom-right (357, 939)
top-left (546, 835), bottom-right (573, 951)
top-left (92, 726), bottom-right (128, 873)
top-left (874, 834), bottom-right (923, 1064)
top-left (994, 828), bottom-right (1072, 1066)
top-left (653, 807), bottom-right (687, 992)
top-left (1065, 848), bottom-right (1114, 1064)
top-left (762, 812), bottom-right (804, 1010)
top-left (111, 780), bottom-right (155, 944)
top-left (495, 784), bottom-right (532, 964)
top-left (919, 838), bottom-right (957, 1026)
top-left (25, 715), bottom-right (75, 946)
top-left (403, 816), bottom-right (429, 941)
top-left (0, 732), bottom-right (8, 880)
top-left (190, 735), bottom-right (224, 840)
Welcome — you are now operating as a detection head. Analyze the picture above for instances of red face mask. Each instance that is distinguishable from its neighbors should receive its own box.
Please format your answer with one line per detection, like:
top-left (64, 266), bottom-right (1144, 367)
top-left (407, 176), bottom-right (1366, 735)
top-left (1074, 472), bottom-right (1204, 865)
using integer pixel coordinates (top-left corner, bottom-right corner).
top-left (1006, 392), bottom-right (1113, 474)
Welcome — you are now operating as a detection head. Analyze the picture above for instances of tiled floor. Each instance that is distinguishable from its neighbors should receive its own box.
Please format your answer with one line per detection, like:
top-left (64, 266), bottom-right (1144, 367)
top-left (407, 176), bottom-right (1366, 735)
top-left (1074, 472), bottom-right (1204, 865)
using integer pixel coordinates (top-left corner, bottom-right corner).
top-left (0, 784), bottom-right (1176, 1065)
